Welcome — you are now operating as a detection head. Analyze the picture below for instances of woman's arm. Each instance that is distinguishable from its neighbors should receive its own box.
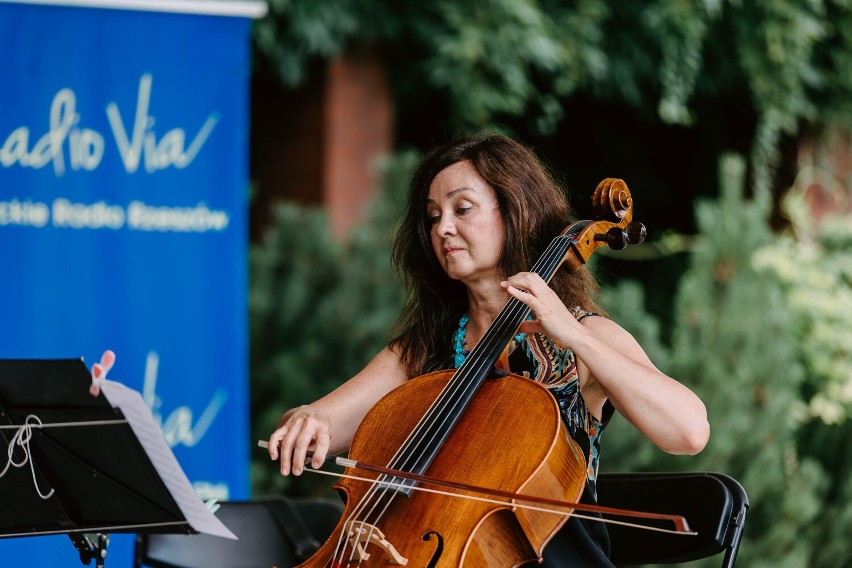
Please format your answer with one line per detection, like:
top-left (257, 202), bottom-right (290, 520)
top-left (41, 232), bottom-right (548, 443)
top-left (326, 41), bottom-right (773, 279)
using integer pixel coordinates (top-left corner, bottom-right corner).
top-left (571, 316), bottom-right (709, 454)
top-left (502, 273), bottom-right (710, 455)
top-left (266, 345), bottom-right (409, 475)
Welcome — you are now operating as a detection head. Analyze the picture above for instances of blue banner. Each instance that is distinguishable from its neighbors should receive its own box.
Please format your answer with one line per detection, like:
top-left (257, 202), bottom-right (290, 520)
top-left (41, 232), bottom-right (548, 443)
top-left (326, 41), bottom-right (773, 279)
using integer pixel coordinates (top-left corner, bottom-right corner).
top-left (0, 0), bottom-right (262, 564)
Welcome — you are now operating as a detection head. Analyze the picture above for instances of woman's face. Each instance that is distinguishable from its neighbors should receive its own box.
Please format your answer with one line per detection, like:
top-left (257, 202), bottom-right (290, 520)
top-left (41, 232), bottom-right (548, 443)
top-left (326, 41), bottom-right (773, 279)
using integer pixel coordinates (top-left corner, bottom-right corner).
top-left (426, 160), bottom-right (506, 284)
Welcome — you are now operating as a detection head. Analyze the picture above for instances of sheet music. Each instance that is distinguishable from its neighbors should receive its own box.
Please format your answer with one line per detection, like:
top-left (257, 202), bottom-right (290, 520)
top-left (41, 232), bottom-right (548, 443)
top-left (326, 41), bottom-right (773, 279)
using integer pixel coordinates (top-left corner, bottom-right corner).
top-left (101, 380), bottom-right (237, 539)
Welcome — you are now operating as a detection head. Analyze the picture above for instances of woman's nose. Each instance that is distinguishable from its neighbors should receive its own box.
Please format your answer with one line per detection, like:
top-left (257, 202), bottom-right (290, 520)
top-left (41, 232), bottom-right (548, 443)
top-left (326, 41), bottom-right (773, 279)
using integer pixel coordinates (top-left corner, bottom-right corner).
top-left (436, 215), bottom-right (456, 236)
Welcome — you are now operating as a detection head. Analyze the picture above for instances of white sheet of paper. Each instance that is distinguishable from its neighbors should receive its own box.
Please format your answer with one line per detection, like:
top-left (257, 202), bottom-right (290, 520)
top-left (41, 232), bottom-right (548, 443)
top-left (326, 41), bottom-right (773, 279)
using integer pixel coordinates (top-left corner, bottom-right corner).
top-left (101, 380), bottom-right (237, 539)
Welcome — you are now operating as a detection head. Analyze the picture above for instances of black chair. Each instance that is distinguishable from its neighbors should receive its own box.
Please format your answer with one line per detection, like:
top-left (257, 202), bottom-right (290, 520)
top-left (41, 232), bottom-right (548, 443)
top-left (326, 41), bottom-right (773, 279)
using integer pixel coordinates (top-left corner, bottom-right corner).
top-left (596, 471), bottom-right (748, 567)
top-left (133, 496), bottom-right (343, 568)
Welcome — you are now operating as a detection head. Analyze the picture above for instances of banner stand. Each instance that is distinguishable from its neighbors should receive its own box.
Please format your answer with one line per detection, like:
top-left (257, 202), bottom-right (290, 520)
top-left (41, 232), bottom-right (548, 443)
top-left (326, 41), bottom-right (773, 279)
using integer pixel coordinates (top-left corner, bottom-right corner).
top-left (0, 1), bottom-right (264, 564)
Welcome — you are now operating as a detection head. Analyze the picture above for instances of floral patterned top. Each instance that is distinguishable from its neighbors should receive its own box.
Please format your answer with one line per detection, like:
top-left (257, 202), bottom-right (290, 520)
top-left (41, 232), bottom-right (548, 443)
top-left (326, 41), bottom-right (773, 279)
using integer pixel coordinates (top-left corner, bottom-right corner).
top-left (452, 311), bottom-right (615, 499)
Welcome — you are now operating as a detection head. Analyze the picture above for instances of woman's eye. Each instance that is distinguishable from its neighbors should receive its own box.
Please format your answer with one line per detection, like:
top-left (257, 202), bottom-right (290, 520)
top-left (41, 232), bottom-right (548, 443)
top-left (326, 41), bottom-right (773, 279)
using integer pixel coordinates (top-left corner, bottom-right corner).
top-left (456, 206), bottom-right (472, 216)
top-left (427, 214), bottom-right (440, 225)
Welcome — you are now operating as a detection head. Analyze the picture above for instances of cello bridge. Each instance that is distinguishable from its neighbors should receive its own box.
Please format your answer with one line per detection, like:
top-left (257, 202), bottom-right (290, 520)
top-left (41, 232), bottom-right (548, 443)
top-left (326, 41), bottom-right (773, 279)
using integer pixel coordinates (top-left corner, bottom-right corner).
top-left (344, 521), bottom-right (408, 565)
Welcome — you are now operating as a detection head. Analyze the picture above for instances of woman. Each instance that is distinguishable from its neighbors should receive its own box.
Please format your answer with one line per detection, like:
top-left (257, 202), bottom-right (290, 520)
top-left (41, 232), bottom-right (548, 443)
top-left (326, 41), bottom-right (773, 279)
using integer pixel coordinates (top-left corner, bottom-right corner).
top-left (266, 133), bottom-right (710, 566)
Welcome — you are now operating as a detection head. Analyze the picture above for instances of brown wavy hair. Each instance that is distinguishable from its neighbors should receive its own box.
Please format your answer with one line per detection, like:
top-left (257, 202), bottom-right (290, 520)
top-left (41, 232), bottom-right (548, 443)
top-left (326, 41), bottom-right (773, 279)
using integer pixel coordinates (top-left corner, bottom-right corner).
top-left (390, 133), bottom-right (602, 376)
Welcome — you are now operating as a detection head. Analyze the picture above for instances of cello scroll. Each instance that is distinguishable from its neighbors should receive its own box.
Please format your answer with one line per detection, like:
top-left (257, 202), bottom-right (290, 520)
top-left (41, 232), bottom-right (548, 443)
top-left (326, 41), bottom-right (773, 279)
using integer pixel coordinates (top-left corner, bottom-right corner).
top-left (561, 178), bottom-right (647, 271)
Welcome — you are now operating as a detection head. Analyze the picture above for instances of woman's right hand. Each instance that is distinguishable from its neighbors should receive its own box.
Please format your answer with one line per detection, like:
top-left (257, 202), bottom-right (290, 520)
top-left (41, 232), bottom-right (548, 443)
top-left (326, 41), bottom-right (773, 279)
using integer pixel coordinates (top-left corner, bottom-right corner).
top-left (267, 405), bottom-right (332, 476)
top-left (265, 346), bottom-right (410, 477)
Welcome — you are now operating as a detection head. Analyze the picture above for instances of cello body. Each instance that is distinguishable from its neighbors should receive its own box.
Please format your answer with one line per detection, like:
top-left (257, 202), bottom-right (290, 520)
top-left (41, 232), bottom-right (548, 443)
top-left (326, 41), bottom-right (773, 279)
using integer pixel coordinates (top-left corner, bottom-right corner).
top-left (299, 370), bottom-right (586, 567)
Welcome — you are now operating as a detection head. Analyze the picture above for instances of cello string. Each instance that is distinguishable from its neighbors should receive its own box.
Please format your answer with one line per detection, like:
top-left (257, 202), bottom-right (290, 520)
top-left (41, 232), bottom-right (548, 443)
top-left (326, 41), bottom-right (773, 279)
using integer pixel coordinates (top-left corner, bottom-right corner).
top-left (334, 467), bottom-right (412, 566)
top-left (333, 235), bottom-right (573, 562)
top-left (331, 454), bottom-right (408, 565)
top-left (388, 235), bottom-right (570, 473)
top-left (411, 235), bottom-right (567, 436)
top-left (382, 235), bottom-right (568, 486)
top-left (392, 237), bottom-right (564, 460)
top-left (340, 292), bottom-right (544, 560)
top-left (331, 247), bottom-right (558, 560)
top-left (384, 236), bottom-right (569, 483)
top-left (382, 298), bottom-right (527, 473)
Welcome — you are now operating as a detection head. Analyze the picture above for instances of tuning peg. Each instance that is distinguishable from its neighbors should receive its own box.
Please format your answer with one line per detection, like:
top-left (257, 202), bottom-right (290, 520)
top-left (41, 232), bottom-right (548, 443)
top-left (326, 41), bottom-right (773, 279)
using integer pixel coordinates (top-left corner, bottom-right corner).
top-left (626, 222), bottom-right (646, 245)
top-left (594, 223), bottom-right (647, 250)
top-left (595, 227), bottom-right (628, 250)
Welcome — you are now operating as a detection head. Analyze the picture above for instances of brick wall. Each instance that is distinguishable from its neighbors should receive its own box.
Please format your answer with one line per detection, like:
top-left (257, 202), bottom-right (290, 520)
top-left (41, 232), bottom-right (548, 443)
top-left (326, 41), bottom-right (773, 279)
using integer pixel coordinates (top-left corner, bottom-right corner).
top-left (323, 46), bottom-right (394, 240)
top-left (250, 47), bottom-right (393, 241)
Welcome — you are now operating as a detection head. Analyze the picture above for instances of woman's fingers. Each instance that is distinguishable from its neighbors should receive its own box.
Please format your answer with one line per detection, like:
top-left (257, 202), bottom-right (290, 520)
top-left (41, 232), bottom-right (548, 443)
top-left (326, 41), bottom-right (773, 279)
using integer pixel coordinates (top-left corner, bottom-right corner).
top-left (311, 428), bottom-right (331, 470)
top-left (277, 414), bottom-right (303, 475)
top-left (269, 408), bottom-right (332, 476)
top-left (267, 426), bottom-right (286, 461)
top-left (502, 273), bottom-right (557, 312)
top-left (291, 418), bottom-right (322, 475)
top-left (502, 272), bottom-right (585, 349)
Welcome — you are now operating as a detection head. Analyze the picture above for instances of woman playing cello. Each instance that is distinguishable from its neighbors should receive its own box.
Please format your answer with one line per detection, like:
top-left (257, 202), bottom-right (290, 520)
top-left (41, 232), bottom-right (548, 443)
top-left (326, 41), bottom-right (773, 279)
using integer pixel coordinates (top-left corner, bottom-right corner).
top-left (266, 133), bottom-right (710, 566)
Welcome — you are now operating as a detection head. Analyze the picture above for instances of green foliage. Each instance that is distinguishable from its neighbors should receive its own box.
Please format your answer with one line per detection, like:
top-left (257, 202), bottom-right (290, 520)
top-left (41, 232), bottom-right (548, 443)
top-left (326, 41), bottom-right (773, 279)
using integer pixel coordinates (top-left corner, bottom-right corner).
top-left (249, 203), bottom-right (345, 495)
top-left (754, 187), bottom-right (852, 425)
top-left (249, 152), bottom-right (415, 496)
top-left (600, 155), bottom-right (851, 566)
top-left (253, 0), bottom-right (369, 85)
top-left (732, 0), bottom-right (829, 197)
top-left (254, 0), bottom-right (852, 191)
top-left (414, 0), bottom-right (610, 134)
top-left (644, 0), bottom-right (722, 126)
top-left (254, 0), bottom-right (612, 133)
top-left (751, 153), bottom-right (852, 566)
top-left (667, 155), bottom-right (824, 567)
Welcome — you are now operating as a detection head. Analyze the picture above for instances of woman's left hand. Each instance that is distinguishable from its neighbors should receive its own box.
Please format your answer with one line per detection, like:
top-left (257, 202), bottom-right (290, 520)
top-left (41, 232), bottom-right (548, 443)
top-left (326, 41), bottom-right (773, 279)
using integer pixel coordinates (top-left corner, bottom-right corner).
top-left (503, 273), bottom-right (710, 456)
top-left (501, 272), bottom-right (583, 348)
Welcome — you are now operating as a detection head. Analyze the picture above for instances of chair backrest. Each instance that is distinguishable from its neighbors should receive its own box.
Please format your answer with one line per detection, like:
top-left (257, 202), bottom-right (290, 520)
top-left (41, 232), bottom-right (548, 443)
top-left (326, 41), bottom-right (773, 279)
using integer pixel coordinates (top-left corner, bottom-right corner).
top-left (133, 496), bottom-right (343, 568)
top-left (596, 472), bottom-right (748, 567)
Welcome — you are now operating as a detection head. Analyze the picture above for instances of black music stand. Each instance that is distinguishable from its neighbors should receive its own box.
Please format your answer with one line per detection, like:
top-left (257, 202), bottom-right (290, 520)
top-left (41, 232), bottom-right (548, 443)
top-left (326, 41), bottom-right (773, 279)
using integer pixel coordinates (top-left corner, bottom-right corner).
top-left (0, 358), bottom-right (234, 567)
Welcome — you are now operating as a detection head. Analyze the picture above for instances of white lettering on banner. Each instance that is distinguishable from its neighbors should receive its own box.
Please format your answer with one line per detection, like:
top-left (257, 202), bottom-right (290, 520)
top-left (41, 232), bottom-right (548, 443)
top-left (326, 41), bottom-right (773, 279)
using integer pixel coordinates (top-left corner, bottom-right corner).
top-left (106, 74), bottom-right (220, 174)
top-left (0, 199), bottom-right (49, 227)
top-left (52, 198), bottom-right (125, 229)
top-left (0, 196), bottom-right (230, 233)
top-left (142, 351), bottom-right (229, 449)
top-left (0, 89), bottom-right (104, 175)
top-left (69, 126), bottom-right (106, 171)
top-left (0, 74), bottom-right (218, 175)
top-left (127, 200), bottom-right (230, 232)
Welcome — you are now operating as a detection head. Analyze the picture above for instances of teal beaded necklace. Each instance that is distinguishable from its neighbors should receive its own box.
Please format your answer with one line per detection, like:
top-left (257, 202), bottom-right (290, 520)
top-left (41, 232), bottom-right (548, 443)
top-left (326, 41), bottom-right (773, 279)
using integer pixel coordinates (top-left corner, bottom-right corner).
top-left (453, 313), bottom-right (527, 368)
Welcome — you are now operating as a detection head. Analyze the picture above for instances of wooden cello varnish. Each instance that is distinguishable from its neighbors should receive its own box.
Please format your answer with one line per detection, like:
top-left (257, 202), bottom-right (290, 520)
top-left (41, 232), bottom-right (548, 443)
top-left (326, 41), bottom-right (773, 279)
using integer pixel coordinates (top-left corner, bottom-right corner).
top-left (301, 370), bottom-right (586, 567)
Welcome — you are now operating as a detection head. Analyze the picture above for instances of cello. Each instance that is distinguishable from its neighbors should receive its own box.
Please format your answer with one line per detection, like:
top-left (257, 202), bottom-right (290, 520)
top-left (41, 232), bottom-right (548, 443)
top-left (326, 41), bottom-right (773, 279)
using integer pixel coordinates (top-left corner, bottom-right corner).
top-left (288, 179), bottom-right (661, 567)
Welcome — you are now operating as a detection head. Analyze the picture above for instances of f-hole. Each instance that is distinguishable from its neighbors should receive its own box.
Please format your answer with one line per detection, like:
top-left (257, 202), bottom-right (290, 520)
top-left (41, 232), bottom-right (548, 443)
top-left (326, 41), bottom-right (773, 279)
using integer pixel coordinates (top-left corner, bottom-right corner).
top-left (421, 530), bottom-right (444, 568)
